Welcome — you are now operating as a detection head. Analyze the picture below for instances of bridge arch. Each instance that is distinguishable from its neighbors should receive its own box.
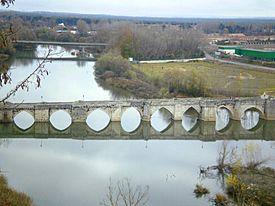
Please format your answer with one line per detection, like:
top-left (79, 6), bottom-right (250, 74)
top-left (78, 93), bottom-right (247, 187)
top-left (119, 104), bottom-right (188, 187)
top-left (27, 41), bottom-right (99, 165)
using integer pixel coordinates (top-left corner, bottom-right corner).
top-left (86, 108), bottom-right (111, 132)
top-left (215, 106), bottom-right (234, 132)
top-left (13, 110), bottom-right (35, 120)
top-left (182, 107), bottom-right (199, 132)
top-left (13, 111), bottom-right (35, 131)
top-left (150, 107), bottom-right (174, 133)
top-left (241, 107), bottom-right (264, 131)
top-left (217, 106), bottom-right (234, 119)
top-left (50, 110), bottom-right (72, 131)
top-left (121, 107), bottom-right (142, 133)
top-left (150, 106), bottom-right (174, 120)
top-left (241, 106), bottom-right (265, 119)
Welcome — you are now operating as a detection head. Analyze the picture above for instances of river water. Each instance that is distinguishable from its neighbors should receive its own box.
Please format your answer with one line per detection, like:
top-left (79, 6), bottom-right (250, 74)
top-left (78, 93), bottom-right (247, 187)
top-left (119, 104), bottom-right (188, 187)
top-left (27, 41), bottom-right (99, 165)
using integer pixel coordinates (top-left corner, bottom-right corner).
top-left (0, 45), bottom-right (274, 206)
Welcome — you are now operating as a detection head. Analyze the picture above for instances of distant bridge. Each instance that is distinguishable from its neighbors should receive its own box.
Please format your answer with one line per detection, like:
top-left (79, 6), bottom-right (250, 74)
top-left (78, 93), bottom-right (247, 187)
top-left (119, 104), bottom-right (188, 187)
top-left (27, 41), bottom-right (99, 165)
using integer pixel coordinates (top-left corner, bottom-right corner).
top-left (15, 40), bottom-right (108, 48)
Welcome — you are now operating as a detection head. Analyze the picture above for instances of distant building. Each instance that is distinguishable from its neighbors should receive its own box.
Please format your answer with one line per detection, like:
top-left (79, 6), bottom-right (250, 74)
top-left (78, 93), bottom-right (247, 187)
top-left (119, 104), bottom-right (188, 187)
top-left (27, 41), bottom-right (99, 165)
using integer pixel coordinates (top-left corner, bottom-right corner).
top-left (58, 23), bottom-right (65, 27)
top-left (235, 48), bottom-right (275, 61)
top-left (88, 30), bottom-right (97, 35)
top-left (218, 46), bottom-right (239, 55)
top-left (56, 22), bottom-right (68, 33)
top-left (218, 46), bottom-right (275, 62)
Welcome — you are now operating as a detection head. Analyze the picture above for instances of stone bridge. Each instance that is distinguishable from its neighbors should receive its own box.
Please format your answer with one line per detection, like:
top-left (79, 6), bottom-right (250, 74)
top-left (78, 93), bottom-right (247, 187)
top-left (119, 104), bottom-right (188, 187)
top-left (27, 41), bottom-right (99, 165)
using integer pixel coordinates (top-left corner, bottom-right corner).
top-left (1, 97), bottom-right (275, 123)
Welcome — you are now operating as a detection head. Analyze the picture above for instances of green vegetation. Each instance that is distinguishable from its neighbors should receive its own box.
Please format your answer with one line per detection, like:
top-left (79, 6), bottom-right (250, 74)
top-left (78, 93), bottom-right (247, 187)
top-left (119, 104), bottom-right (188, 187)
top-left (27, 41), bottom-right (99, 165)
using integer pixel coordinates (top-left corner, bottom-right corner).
top-left (198, 142), bottom-right (275, 206)
top-left (134, 60), bottom-right (275, 97)
top-left (226, 167), bottom-right (275, 206)
top-left (96, 56), bottom-right (275, 97)
top-left (223, 143), bottom-right (274, 206)
top-left (94, 52), bottom-right (160, 98)
top-left (193, 184), bottom-right (210, 198)
top-left (95, 51), bottom-right (134, 78)
top-left (213, 193), bottom-right (229, 206)
top-left (0, 175), bottom-right (33, 206)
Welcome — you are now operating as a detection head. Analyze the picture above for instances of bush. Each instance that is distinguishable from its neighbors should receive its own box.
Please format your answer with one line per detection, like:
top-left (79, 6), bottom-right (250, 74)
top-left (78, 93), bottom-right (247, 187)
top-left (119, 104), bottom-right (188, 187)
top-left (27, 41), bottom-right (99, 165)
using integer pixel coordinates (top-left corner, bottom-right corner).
top-left (95, 51), bottom-right (134, 79)
top-left (163, 69), bottom-right (208, 97)
top-left (214, 193), bottom-right (229, 206)
top-left (193, 184), bottom-right (210, 198)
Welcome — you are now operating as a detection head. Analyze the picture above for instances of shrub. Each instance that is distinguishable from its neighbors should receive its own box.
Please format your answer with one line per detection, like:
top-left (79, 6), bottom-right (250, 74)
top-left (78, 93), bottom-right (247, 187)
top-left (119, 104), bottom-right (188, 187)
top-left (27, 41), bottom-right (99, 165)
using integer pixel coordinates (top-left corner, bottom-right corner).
top-left (163, 69), bottom-right (208, 97)
top-left (214, 193), bottom-right (229, 206)
top-left (193, 184), bottom-right (210, 198)
top-left (95, 51), bottom-right (134, 79)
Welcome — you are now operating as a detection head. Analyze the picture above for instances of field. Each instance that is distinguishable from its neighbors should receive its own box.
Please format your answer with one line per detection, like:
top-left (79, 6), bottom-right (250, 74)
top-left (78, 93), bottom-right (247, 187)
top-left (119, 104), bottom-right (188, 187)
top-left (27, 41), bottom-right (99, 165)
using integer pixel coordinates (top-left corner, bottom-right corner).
top-left (134, 60), bottom-right (275, 97)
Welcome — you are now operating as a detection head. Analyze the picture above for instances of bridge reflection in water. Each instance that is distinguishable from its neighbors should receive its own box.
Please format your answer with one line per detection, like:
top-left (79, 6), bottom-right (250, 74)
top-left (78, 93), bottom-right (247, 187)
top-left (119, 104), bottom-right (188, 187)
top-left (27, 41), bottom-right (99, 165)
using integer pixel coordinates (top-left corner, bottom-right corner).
top-left (0, 120), bottom-right (274, 141)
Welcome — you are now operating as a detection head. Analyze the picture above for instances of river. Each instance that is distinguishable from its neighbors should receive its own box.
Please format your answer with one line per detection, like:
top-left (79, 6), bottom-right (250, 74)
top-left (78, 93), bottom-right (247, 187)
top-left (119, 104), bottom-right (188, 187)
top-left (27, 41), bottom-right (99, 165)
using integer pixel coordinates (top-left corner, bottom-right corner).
top-left (0, 45), bottom-right (274, 206)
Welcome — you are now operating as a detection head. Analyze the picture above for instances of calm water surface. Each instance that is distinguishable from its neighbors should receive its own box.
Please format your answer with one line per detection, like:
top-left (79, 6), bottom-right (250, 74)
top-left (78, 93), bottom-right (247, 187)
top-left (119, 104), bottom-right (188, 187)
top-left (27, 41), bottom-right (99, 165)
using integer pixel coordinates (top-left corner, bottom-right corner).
top-left (0, 139), bottom-right (274, 206)
top-left (0, 45), bottom-right (275, 206)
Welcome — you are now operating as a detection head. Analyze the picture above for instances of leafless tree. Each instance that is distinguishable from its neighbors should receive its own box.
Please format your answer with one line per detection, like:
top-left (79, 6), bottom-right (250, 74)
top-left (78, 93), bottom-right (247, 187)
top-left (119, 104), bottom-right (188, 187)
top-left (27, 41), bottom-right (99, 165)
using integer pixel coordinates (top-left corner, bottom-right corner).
top-left (0, 0), bottom-right (14, 7)
top-left (100, 178), bottom-right (149, 206)
top-left (216, 141), bottom-right (239, 172)
top-left (77, 20), bottom-right (90, 34)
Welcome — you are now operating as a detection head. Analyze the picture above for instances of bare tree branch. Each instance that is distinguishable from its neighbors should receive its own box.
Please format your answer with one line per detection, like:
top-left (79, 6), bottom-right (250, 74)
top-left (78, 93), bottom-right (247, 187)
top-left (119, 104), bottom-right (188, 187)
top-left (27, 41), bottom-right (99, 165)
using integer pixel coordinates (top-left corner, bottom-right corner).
top-left (100, 178), bottom-right (149, 206)
top-left (0, 0), bottom-right (15, 8)
top-left (0, 49), bottom-right (53, 103)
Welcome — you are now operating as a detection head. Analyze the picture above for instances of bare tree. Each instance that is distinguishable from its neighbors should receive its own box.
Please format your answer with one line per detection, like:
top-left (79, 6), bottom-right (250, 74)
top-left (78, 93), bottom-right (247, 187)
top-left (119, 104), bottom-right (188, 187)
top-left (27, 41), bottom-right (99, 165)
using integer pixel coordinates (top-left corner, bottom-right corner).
top-left (77, 20), bottom-right (89, 34)
top-left (100, 178), bottom-right (149, 206)
top-left (216, 141), bottom-right (239, 172)
top-left (0, 0), bottom-right (14, 7)
top-left (242, 143), bottom-right (270, 169)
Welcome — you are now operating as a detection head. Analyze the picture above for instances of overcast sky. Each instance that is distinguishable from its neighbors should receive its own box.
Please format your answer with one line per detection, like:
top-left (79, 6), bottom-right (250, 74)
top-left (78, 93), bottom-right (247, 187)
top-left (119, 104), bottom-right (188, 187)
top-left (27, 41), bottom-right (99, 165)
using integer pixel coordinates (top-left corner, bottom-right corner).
top-left (8, 0), bottom-right (275, 18)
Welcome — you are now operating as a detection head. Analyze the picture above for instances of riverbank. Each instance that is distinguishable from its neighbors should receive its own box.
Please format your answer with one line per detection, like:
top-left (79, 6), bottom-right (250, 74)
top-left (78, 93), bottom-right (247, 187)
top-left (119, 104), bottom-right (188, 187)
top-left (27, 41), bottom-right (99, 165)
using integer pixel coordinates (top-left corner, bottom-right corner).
top-left (134, 60), bottom-right (275, 97)
top-left (103, 77), bottom-right (160, 98)
top-left (97, 58), bottom-right (275, 98)
top-left (0, 175), bottom-right (32, 206)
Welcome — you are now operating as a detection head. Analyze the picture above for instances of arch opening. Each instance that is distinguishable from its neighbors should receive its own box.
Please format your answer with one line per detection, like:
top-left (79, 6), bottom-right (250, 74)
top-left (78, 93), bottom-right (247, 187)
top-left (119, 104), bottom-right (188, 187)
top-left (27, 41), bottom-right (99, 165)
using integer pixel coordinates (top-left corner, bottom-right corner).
top-left (121, 107), bottom-right (141, 133)
top-left (14, 111), bottom-right (35, 131)
top-left (86, 109), bottom-right (110, 132)
top-left (50, 110), bottom-right (72, 131)
top-left (241, 108), bottom-right (262, 131)
top-left (216, 107), bottom-right (232, 132)
top-left (150, 107), bottom-right (173, 133)
top-left (182, 107), bottom-right (199, 132)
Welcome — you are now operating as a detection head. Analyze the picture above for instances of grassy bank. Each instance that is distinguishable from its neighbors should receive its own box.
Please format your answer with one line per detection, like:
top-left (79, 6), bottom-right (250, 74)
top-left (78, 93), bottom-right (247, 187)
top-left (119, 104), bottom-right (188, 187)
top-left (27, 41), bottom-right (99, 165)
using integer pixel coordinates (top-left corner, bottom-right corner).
top-left (195, 142), bottom-right (275, 206)
top-left (134, 60), bottom-right (275, 97)
top-left (0, 175), bottom-right (32, 206)
top-left (226, 167), bottom-right (275, 206)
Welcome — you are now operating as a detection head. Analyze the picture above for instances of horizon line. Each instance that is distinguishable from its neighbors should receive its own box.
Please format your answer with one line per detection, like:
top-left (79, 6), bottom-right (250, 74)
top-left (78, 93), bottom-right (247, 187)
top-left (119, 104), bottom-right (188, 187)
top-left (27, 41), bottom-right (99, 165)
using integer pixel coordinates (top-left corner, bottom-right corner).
top-left (1, 9), bottom-right (275, 20)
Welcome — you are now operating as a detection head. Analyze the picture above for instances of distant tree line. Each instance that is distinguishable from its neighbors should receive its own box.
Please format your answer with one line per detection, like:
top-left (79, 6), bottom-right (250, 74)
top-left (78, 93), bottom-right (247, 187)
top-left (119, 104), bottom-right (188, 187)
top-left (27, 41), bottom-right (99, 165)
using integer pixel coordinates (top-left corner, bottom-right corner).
top-left (198, 22), bottom-right (275, 35)
top-left (107, 23), bottom-right (204, 60)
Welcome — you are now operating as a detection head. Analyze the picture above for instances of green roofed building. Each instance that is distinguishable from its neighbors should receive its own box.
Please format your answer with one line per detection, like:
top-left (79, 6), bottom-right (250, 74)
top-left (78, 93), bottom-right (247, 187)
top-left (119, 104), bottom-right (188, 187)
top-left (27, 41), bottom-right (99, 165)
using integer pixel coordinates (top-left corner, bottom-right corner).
top-left (235, 48), bottom-right (275, 61)
top-left (218, 46), bottom-right (275, 62)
